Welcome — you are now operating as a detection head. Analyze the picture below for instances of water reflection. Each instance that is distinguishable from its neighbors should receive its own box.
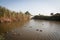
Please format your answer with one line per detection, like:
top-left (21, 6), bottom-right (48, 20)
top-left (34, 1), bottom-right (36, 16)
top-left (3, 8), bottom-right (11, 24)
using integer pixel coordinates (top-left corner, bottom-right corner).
top-left (0, 19), bottom-right (60, 40)
top-left (0, 20), bottom-right (29, 34)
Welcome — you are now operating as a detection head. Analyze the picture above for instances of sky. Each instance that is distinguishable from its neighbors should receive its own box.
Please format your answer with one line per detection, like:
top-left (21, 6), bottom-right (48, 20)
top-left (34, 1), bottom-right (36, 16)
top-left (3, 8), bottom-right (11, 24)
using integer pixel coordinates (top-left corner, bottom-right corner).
top-left (0, 0), bottom-right (60, 15)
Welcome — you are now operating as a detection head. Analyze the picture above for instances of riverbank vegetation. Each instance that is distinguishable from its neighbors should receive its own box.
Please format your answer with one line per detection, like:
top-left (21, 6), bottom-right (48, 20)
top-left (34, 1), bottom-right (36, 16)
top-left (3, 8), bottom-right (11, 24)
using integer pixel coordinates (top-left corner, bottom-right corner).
top-left (0, 6), bottom-right (31, 23)
top-left (32, 13), bottom-right (60, 21)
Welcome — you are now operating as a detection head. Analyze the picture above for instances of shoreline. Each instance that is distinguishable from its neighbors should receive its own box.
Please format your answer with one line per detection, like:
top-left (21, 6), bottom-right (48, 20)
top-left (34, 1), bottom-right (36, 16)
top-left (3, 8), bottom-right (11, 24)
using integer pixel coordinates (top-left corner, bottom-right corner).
top-left (32, 13), bottom-right (60, 21)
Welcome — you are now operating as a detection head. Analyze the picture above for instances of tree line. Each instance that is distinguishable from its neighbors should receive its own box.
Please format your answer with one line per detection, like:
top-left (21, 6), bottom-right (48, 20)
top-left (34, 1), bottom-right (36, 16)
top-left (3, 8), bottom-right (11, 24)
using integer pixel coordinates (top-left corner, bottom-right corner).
top-left (32, 13), bottom-right (60, 21)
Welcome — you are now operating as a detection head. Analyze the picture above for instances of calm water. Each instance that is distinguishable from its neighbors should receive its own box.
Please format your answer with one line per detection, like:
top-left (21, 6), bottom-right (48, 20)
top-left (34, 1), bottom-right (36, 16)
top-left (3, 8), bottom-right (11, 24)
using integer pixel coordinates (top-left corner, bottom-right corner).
top-left (0, 19), bottom-right (60, 40)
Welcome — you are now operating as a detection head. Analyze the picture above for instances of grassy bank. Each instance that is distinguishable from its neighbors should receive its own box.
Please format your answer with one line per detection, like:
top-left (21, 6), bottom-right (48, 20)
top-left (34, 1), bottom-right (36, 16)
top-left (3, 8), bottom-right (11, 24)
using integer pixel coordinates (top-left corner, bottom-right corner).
top-left (0, 6), bottom-right (31, 23)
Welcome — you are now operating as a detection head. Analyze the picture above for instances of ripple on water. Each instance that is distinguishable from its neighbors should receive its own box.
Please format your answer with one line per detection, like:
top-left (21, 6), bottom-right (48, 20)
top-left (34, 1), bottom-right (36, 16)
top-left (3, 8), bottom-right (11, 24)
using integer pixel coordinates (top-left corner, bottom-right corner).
top-left (40, 30), bottom-right (43, 32)
top-left (36, 29), bottom-right (39, 31)
top-left (29, 26), bottom-right (32, 28)
top-left (36, 29), bottom-right (43, 32)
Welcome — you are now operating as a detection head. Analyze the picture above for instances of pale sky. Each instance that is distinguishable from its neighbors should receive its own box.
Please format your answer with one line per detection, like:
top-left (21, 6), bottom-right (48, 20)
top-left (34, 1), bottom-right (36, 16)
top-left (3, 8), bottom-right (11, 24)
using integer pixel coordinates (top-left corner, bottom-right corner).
top-left (0, 0), bottom-right (60, 15)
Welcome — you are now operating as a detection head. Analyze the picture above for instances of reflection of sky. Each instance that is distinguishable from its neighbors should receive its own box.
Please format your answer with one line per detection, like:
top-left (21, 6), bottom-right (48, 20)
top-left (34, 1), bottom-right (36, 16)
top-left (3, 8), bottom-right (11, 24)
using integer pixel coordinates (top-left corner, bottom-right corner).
top-left (0, 0), bottom-right (60, 15)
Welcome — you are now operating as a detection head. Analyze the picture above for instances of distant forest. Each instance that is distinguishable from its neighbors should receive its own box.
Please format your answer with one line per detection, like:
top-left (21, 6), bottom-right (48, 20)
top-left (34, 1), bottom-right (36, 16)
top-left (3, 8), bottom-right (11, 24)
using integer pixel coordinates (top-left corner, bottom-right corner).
top-left (32, 13), bottom-right (60, 21)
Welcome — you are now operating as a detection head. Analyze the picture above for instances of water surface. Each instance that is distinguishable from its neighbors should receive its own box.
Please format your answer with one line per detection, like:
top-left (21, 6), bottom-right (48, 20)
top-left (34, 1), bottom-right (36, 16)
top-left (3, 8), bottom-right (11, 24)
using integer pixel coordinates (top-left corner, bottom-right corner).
top-left (0, 19), bottom-right (60, 40)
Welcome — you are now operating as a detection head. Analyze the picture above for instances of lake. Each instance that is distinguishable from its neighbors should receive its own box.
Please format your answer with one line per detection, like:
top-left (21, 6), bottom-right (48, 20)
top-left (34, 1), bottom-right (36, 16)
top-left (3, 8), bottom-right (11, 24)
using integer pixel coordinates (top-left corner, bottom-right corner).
top-left (0, 19), bottom-right (60, 40)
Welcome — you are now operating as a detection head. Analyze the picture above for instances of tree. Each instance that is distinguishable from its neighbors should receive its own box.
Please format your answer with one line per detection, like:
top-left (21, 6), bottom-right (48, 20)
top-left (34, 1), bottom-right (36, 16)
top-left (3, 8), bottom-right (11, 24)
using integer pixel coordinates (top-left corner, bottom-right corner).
top-left (50, 13), bottom-right (54, 16)
top-left (54, 13), bottom-right (60, 16)
top-left (25, 11), bottom-right (31, 15)
top-left (39, 14), bottom-right (40, 16)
